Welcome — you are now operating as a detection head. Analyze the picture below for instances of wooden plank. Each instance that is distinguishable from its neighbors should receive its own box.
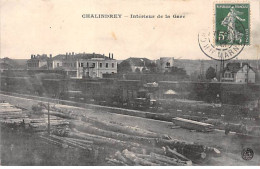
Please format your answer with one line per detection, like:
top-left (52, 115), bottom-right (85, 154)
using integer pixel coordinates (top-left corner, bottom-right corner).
top-left (172, 117), bottom-right (214, 132)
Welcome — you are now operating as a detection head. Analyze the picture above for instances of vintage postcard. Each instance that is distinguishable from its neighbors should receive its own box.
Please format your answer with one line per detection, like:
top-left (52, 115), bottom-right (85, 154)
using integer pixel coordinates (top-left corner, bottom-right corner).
top-left (0, 0), bottom-right (260, 166)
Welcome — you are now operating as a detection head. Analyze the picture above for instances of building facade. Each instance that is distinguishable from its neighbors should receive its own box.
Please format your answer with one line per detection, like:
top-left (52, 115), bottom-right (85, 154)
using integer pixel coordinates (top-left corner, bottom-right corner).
top-left (222, 62), bottom-right (256, 83)
top-left (51, 52), bottom-right (117, 78)
top-left (158, 57), bottom-right (174, 73)
top-left (27, 54), bottom-right (53, 69)
top-left (77, 58), bottom-right (117, 78)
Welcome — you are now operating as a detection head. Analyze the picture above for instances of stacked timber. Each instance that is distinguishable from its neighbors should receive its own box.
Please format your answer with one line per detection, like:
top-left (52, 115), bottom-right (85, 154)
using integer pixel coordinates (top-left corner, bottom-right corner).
top-left (172, 117), bottom-right (214, 132)
top-left (106, 149), bottom-right (193, 166)
top-left (49, 117), bottom-right (221, 165)
top-left (176, 115), bottom-right (208, 122)
top-left (81, 117), bottom-right (165, 138)
top-left (0, 102), bottom-right (29, 128)
top-left (41, 109), bottom-right (74, 119)
top-left (225, 123), bottom-right (260, 138)
top-left (28, 114), bottom-right (70, 132)
top-left (34, 102), bottom-right (221, 165)
top-left (0, 102), bottom-right (71, 132)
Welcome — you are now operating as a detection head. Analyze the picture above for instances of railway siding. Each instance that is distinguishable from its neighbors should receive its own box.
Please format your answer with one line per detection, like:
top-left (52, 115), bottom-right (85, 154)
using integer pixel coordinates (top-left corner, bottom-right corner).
top-left (0, 91), bottom-right (172, 122)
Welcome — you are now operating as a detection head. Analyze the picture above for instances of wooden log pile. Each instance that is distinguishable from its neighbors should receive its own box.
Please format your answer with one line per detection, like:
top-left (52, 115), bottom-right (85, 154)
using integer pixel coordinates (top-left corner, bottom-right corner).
top-left (49, 116), bottom-right (221, 165)
top-left (106, 149), bottom-right (192, 166)
top-left (26, 102), bottom-right (221, 165)
top-left (0, 102), bottom-right (29, 129)
top-left (0, 102), bottom-right (70, 132)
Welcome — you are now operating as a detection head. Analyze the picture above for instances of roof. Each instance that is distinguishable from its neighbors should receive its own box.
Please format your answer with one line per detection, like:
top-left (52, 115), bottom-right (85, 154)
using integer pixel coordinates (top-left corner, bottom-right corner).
top-left (164, 89), bottom-right (178, 95)
top-left (126, 57), bottom-right (152, 67)
top-left (53, 53), bottom-right (113, 61)
top-left (223, 62), bottom-right (241, 73)
top-left (224, 62), bottom-right (257, 73)
top-left (27, 55), bottom-right (52, 62)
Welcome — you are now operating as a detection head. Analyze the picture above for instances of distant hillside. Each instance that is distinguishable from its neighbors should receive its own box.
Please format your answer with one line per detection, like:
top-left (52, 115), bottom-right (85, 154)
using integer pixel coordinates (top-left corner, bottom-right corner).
top-left (0, 58), bottom-right (27, 69)
top-left (14, 59), bottom-right (27, 68)
top-left (173, 59), bottom-right (259, 75)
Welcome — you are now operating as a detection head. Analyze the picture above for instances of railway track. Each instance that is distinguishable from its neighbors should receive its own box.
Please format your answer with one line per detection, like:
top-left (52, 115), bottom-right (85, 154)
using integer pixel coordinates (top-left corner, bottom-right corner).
top-left (0, 91), bottom-right (173, 122)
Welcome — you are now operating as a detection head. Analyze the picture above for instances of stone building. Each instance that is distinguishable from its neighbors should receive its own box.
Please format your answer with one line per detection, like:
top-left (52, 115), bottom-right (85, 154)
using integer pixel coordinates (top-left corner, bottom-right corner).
top-left (77, 57), bottom-right (117, 78)
top-left (222, 62), bottom-right (256, 83)
top-left (52, 52), bottom-right (117, 78)
top-left (27, 54), bottom-right (53, 69)
top-left (158, 57), bottom-right (174, 73)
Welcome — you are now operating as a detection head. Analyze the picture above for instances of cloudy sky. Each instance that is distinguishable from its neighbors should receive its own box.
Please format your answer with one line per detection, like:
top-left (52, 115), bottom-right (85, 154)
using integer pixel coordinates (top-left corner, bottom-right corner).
top-left (1, 0), bottom-right (259, 60)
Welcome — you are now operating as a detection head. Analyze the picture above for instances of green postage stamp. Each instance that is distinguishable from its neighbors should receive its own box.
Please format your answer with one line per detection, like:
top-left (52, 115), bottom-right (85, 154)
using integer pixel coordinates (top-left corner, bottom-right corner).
top-left (215, 3), bottom-right (250, 46)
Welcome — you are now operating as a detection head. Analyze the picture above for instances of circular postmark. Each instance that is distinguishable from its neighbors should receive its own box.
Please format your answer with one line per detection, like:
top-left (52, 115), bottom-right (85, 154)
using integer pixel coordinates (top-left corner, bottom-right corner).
top-left (198, 21), bottom-right (246, 61)
top-left (241, 147), bottom-right (254, 161)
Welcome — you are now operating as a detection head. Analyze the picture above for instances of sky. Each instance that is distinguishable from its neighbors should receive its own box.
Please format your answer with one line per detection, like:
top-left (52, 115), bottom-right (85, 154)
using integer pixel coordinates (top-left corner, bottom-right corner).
top-left (1, 0), bottom-right (260, 60)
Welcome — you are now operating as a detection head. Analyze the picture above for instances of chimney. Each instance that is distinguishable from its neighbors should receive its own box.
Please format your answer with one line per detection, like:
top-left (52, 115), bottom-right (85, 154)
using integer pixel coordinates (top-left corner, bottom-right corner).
top-left (112, 53), bottom-right (114, 59)
top-left (50, 54), bottom-right (52, 59)
top-left (72, 52), bottom-right (74, 55)
top-left (34, 55), bottom-right (36, 58)
top-left (31, 54), bottom-right (33, 59)
top-left (69, 52), bottom-right (71, 56)
top-left (109, 53), bottom-right (111, 59)
top-left (66, 52), bottom-right (68, 56)
top-left (93, 52), bottom-right (95, 58)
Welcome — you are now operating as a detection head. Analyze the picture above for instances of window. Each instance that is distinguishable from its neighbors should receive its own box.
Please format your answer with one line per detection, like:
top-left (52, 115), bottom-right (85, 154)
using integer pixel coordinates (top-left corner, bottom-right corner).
top-left (81, 63), bottom-right (83, 67)
top-left (57, 63), bottom-right (60, 67)
top-left (112, 63), bottom-right (114, 68)
top-left (92, 63), bottom-right (95, 68)
top-left (87, 62), bottom-right (89, 67)
top-left (106, 63), bottom-right (108, 68)
top-left (100, 63), bottom-right (102, 68)
top-left (232, 73), bottom-right (234, 78)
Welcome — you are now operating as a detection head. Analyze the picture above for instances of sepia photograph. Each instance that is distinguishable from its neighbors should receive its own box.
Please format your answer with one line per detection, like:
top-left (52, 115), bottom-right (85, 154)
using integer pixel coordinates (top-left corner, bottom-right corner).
top-left (0, 0), bottom-right (260, 166)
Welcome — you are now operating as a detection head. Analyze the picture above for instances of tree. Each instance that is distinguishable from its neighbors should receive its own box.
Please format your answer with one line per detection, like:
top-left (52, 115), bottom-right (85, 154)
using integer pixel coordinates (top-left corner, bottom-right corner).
top-left (168, 66), bottom-right (187, 76)
top-left (190, 71), bottom-right (200, 81)
top-left (206, 66), bottom-right (216, 80)
top-left (142, 67), bottom-right (147, 72)
top-left (146, 62), bottom-right (158, 73)
top-left (118, 61), bottom-right (132, 73)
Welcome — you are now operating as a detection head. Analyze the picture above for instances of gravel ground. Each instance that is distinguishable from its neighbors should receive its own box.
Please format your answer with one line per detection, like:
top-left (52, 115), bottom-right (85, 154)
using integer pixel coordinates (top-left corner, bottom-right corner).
top-left (1, 94), bottom-right (259, 165)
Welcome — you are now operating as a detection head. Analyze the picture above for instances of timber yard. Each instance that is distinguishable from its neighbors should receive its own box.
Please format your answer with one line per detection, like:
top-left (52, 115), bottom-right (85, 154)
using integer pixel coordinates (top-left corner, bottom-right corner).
top-left (0, 55), bottom-right (260, 166)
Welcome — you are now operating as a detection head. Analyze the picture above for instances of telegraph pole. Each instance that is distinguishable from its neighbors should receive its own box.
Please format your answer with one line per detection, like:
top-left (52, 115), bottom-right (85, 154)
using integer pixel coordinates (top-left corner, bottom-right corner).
top-left (47, 102), bottom-right (50, 135)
